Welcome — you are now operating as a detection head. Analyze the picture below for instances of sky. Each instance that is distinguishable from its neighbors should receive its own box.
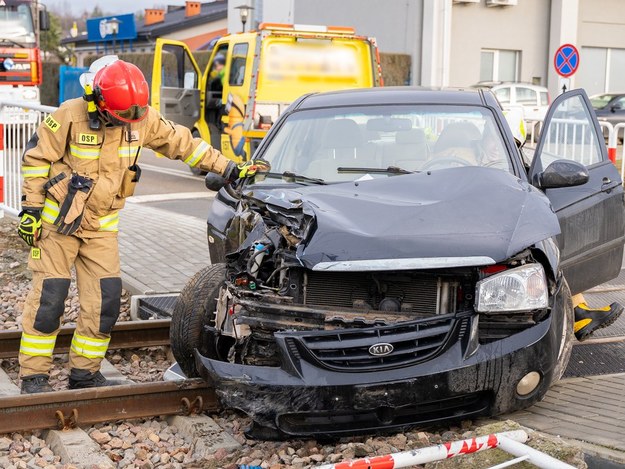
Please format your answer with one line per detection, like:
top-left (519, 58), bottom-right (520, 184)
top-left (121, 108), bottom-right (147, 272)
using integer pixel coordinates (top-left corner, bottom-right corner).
top-left (44, 0), bottom-right (189, 16)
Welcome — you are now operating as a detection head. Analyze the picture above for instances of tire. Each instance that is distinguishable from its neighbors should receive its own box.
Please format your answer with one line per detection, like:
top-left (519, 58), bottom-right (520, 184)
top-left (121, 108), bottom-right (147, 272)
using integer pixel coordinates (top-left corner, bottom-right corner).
top-left (189, 129), bottom-right (208, 176)
top-left (170, 263), bottom-right (226, 377)
top-left (552, 277), bottom-right (574, 382)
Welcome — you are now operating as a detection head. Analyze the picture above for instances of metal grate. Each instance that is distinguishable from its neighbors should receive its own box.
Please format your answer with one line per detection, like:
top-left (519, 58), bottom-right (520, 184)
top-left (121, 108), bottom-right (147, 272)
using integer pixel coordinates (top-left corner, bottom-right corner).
top-left (291, 314), bottom-right (458, 371)
top-left (564, 341), bottom-right (625, 378)
top-left (137, 295), bottom-right (179, 319)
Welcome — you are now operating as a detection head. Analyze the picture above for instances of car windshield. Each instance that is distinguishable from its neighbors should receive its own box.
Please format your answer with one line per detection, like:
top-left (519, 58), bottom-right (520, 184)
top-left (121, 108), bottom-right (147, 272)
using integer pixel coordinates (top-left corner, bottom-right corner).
top-left (256, 104), bottom-right (512, 184)
top-left (0, 5), bottom-right (35, 46)
top-left (590, 94), bottom-right (615, 109)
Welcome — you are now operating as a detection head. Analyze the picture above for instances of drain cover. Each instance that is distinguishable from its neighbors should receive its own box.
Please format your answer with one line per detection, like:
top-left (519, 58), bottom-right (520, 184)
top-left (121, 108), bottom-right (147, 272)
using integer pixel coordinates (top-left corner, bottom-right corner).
top-left (136, 294), bottom-right (179, 319)
top-left (564, 341), bottom-right (625, 378)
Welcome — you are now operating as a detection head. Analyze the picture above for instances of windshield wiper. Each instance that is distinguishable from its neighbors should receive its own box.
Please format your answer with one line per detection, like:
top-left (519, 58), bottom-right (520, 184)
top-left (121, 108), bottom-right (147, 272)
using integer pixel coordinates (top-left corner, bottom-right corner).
top-left (0, 38), bottom-right (25, 48)
top-left (337, 166), bottom-right (415, 174)
top-left (262, 171), bottom-right (327, 185)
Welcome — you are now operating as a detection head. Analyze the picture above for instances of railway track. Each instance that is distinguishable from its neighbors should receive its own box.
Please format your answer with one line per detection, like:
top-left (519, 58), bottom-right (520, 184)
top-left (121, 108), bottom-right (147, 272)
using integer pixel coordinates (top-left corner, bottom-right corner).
top-left (0, 319), bottom-right (220, 434)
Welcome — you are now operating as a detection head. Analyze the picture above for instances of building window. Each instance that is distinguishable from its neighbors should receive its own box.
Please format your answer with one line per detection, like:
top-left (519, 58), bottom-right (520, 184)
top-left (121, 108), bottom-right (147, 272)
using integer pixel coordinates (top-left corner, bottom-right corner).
top-left (480, 49), bottom-right (519, 82)
top-left (579, 47), bottom-right (625, 95)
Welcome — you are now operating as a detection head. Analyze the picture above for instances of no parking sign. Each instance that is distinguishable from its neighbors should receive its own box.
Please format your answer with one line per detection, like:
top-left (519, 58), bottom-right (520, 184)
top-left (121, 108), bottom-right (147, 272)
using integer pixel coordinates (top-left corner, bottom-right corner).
top-left (554, 43), bottom-right (579, 92)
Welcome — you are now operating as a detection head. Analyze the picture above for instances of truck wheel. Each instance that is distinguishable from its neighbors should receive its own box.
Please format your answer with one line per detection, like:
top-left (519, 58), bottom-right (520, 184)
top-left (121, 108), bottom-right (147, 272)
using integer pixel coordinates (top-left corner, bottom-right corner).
top-left (552, 278), bottom-right (574, 382)
top-left (189, 129), bottom-right (208, 176)
top-left (170, 263), bottom-right (226, 377)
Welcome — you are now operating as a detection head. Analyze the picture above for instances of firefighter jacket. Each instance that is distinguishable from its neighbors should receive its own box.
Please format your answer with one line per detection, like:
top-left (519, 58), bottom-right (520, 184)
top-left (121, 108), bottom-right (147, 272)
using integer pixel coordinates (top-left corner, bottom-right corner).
top-left (21, 97), bottom-right (230, 237)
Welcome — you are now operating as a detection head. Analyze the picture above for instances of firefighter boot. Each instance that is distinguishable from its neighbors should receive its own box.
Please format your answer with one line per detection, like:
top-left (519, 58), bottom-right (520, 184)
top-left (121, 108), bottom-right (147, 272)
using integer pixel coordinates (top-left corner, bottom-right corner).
top-left (21, 374), bottom-right (53, 394)
top-left (68, 368), bottom-right (124, 389)
top-left (574, 301), bottom-right (624, 341)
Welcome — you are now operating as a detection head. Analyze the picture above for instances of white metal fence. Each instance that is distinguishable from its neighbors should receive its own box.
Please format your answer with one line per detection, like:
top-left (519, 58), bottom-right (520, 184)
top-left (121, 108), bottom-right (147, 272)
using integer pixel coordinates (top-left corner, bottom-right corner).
top-left (0, 101), bottom-right (57, 216)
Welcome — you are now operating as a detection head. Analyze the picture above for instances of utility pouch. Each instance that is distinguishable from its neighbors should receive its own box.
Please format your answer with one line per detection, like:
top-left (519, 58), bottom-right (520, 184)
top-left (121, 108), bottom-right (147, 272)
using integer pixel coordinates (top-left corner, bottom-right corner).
top-left (118, 146), bottom-right (142, 199)
top-left (118, 164), bottom-right (142, 198)
top-left (56, 174), bottom-right (93, 236)
top-left (43, 172), bottom-right (70, 204)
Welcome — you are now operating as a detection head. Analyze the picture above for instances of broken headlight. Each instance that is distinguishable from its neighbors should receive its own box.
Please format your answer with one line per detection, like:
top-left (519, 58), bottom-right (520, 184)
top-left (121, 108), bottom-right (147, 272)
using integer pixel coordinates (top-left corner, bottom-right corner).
top-left (475, 264), bottom-right (548, 313)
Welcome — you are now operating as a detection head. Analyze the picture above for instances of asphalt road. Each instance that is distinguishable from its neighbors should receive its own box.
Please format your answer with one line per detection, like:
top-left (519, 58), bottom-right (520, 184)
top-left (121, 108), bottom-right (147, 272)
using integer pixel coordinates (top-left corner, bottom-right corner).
top-left (131, 149), bottom-right (214, 219)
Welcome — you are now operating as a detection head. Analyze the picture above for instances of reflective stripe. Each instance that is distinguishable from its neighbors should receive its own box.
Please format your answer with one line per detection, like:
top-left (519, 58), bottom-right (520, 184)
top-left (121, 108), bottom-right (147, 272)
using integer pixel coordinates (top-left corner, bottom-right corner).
top-left (41, 197), bottom-right (60, 224)
top-left (70, 333), bottom-right (110, 359)
top-left (183, 141), bottom-right (209, 167)
top-left (98, 212), bottom-right (119, 232)
top-left (22, 164), bottom-right (51, 178)
top-left (70, 144), bottom-right (100, 160)
top-left (118, 146), bottom-right (141, 158)
top-left (20, 332), bottom-right (56, 357)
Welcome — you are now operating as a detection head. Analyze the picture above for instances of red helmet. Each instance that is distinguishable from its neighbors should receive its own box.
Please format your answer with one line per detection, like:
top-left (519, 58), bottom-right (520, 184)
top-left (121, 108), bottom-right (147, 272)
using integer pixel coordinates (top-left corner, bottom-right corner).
top-left (93, 60), bottom-right (149, 123)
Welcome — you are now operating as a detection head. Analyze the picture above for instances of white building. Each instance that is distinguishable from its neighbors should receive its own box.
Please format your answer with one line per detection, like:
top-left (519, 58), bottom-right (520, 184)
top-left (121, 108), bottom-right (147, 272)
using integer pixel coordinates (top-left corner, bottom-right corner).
top-left (227, 0), bottom-right (625, 98)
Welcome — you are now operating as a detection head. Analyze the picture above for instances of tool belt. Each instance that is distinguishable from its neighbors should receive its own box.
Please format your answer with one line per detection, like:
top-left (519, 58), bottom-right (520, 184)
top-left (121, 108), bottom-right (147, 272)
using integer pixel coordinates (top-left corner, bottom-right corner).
top-left (44, 172), bottom-right (93, 235)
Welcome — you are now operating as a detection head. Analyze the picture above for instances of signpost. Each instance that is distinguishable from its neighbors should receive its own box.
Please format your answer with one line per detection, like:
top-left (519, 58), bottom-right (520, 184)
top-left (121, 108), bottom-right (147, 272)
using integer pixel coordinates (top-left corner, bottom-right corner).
top-left (554, 43), bottom-right (579, 93)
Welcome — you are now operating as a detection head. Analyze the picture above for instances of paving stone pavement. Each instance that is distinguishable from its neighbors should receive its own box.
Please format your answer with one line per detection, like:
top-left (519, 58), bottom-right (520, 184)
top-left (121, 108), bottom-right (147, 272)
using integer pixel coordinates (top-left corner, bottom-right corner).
top-left (119, 201), bottom-right (209, 295)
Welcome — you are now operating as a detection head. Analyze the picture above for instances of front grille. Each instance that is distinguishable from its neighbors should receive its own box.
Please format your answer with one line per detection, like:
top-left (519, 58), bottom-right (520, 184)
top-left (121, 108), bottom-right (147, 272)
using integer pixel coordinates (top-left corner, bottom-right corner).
top-left (304, 271), bottom-right (442, 314)
top-left (276, 391), bottom-right (491, 436)
top-left (289, 314), bottom-right (460, 371)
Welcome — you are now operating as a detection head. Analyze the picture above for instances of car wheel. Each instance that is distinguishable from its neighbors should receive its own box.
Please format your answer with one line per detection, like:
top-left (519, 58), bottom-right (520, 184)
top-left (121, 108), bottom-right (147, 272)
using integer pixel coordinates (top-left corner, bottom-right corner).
top-left (552, 278), bottom-right (574, 382)
top-left (170, 263), bottom-right (226, 377)
top-left (189, 129), bottom-right (208, 176)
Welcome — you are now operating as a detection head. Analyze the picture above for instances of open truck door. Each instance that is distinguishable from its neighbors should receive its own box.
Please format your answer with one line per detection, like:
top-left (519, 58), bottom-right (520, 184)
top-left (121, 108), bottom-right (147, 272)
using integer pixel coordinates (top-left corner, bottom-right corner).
top-left (530, 89), bottom-right (625, 294)
top-left (151, 38), bottom-right (202, 129)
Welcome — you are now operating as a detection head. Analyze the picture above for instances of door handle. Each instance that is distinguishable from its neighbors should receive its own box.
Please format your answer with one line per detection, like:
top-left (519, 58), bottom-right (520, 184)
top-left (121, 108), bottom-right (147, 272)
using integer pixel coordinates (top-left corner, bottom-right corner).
top-left (601, 177), bottom-right (615, 193)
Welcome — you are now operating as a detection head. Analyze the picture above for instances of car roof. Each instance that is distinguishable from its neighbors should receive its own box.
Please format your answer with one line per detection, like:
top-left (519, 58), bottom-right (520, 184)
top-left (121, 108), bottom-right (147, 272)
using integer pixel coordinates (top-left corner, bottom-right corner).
top-left (295, 86), bottom-right (497, 110)
top-left (472, 81), bottom-right (548, 91)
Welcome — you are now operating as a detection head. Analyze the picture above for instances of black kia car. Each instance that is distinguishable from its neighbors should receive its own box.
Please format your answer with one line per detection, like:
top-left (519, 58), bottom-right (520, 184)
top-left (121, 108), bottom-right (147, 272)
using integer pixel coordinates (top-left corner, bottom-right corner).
top-left (171, 87), bottom-right (625, 438)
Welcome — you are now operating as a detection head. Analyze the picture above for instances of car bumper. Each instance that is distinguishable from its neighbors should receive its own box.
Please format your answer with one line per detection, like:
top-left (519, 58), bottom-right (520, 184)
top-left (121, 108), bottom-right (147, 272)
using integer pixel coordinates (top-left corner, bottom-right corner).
top-left (195, 306), bottom-right (563, 437)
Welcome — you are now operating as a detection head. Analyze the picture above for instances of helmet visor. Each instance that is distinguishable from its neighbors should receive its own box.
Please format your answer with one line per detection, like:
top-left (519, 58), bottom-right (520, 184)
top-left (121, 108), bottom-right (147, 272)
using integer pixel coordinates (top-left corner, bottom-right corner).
top-left (109, 104), bottom-right (149, 123)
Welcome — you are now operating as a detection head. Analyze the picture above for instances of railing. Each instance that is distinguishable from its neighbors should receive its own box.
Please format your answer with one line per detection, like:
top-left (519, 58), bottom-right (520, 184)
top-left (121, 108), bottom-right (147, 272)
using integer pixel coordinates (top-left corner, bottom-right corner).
top-left (526, 118), bottom-right (620, 165)
top-left (0, 101), bottom-right (57, 216)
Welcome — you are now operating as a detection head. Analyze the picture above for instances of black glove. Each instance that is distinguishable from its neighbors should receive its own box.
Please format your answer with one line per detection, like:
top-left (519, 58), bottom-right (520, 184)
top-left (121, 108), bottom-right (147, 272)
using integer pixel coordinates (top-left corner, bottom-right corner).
top-left (18, 208), bottom-right (42, 247)
top-left (223, 159), bottom-right (270, 183)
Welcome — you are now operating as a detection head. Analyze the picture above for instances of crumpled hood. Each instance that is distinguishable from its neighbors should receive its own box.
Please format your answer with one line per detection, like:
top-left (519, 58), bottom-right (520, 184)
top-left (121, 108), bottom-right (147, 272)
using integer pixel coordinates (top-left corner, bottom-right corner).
top-left (249, 167), bottom-right (560, 270)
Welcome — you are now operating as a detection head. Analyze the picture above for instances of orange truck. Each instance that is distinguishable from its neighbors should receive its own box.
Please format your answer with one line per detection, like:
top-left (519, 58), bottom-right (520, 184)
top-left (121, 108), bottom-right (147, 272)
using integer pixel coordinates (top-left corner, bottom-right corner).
top-left (151, 23), bottom-right (383, 171)
top-left (0, 0), bottom-right (49, 106)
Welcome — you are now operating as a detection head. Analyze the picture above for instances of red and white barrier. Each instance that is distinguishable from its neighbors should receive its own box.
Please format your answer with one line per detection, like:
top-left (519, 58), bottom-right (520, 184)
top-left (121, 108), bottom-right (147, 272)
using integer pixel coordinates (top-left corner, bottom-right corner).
top-left (315, 430), bottom-right (575, 469)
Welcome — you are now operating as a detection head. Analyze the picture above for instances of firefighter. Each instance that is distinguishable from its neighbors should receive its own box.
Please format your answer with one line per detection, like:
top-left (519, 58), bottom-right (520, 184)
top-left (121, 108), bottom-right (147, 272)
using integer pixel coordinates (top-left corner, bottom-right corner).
top-left (17, 58), bottom-right (265, 393)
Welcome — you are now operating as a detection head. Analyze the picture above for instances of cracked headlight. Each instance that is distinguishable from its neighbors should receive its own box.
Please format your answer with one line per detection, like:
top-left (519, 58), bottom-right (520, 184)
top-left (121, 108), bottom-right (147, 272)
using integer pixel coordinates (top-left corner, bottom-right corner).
top-left (475, 264), bottom-right (548, 313)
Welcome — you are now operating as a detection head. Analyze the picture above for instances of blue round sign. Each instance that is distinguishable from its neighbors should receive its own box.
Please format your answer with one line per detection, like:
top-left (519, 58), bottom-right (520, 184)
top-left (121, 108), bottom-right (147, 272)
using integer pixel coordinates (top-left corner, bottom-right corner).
top-left (554, 44), bottom-right (579, 78)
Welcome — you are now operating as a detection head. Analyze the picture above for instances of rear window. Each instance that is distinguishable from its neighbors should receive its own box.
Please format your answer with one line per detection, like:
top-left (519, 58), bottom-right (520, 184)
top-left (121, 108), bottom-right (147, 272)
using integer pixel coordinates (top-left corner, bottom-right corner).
top-left (494, 88), bottom-right (510, 104)
top-left (516, 87), bottom-right (537, 104)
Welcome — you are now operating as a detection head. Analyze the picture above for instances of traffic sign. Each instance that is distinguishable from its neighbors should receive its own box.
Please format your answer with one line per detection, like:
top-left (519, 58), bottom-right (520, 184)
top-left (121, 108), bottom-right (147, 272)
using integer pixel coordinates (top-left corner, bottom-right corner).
top-left (554, 44), bottom-right (579, 78)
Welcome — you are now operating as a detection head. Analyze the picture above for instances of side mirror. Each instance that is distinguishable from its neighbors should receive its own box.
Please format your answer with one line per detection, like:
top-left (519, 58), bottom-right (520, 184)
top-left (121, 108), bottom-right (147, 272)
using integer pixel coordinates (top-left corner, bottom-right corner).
top-left (611, 103), bottom-right (623, 112)
top-left (39, 10), bottom-right (50, 31)
top-left (534, 159), bottom-right (589, 189)
top-left (205, 172), bottom-right (226, 191)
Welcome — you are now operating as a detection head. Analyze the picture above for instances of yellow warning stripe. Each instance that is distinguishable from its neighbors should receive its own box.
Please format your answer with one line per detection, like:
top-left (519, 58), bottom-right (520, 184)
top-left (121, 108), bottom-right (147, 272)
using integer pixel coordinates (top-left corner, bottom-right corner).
top-left (183, 141), bottom-right (208, 167)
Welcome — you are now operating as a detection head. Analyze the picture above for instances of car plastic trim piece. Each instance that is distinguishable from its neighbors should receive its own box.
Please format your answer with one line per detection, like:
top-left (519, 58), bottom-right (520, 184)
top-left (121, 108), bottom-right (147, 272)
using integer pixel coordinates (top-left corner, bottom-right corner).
top-left (312, 256), bottom-right (496, 271)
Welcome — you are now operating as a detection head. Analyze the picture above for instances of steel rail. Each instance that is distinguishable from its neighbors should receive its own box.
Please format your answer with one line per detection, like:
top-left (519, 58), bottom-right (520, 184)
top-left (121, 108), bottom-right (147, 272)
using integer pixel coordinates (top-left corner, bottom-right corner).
top-left (0, 319), bottom-right (171, 359)
top-left (0, 379), bottom-right (219, 433)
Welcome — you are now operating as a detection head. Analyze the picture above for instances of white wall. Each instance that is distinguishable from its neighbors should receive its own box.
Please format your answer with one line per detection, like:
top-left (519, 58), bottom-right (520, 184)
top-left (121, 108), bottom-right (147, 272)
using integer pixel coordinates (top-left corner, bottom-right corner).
top-left (450, 0), bottom-right (551, 88)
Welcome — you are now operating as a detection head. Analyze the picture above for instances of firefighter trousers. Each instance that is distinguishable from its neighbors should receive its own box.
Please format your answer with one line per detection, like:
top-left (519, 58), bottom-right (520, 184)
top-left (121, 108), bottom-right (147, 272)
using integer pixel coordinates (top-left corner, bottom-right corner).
top-left (19, 228), bottom-right (122, 377)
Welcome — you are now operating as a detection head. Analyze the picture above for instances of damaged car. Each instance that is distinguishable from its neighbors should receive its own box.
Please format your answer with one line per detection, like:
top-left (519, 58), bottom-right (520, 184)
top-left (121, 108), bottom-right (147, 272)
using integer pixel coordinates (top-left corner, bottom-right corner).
top-left (170, 87), bottom-right (625, 438)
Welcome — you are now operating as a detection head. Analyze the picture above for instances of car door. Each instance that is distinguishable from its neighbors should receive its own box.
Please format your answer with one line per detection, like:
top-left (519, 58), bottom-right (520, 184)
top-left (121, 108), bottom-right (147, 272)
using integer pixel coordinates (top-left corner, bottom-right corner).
top-left (151, 38), bottom-right (202, 129)
top-left (529, 89), bottom-right (625, 294)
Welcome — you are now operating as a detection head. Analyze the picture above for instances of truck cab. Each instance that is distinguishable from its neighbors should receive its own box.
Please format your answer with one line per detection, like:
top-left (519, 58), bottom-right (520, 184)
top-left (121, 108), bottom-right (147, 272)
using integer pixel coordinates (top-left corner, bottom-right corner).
top-left (151, 23), bottom-right (383, 167)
